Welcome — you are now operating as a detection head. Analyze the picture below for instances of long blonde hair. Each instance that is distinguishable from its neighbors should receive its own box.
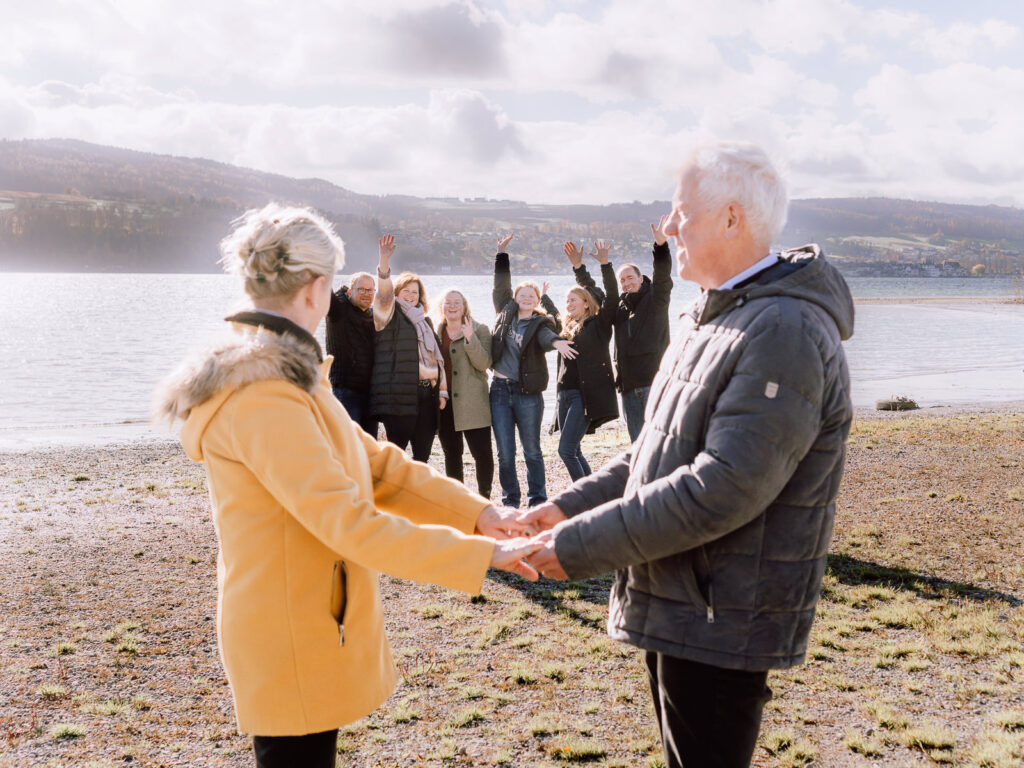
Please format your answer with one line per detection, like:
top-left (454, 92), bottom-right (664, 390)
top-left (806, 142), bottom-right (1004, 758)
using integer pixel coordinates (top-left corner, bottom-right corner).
top-left (436, 288), bottom-right (471, 335)
top-left (561, 286), bottom-right (599, 339)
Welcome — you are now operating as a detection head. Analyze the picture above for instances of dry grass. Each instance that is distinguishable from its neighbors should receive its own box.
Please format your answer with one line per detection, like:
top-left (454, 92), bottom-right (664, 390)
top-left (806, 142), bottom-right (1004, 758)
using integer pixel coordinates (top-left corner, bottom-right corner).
top-left (1, 411), bottom-right (1023, 766)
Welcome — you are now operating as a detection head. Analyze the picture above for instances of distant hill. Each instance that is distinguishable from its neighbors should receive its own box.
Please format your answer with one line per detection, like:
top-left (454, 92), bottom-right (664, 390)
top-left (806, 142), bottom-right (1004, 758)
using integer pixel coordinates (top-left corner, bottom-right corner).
top-left (1, 139), bottom-right (1022, 273)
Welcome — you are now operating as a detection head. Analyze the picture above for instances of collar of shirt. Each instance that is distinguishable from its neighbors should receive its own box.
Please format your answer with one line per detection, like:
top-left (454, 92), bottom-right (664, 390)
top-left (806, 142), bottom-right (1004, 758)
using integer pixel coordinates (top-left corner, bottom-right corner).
top-left (717, 252), bottom-right (779, 291)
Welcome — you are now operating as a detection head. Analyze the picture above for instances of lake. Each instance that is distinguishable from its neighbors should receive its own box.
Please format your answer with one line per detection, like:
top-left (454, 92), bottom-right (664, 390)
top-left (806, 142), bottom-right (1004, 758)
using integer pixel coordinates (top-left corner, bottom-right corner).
top-left (0, 272), bottom-right (1021, 449)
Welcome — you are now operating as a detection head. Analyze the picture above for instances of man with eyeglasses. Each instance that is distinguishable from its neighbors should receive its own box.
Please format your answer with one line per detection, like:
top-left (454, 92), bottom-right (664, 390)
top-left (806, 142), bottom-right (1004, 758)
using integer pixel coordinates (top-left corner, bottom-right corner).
top-left (326, 271), bottom-right (378, 436)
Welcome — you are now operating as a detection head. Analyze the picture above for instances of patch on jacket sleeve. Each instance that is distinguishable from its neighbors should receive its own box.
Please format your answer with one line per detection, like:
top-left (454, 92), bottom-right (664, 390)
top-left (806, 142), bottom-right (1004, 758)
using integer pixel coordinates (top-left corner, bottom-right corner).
top-left (764, 381), bottom-right (779, 399)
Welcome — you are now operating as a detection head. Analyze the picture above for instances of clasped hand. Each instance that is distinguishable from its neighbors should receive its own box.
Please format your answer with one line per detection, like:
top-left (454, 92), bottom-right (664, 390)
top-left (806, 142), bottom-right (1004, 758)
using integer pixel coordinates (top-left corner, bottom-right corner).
top-left (477, 503), bottom-right (569, 581)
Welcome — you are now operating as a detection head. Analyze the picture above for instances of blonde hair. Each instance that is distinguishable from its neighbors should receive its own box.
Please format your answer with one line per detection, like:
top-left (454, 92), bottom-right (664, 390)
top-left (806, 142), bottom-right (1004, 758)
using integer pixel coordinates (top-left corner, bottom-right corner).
top-left (513, 281), bottom-right (548, 316)
top-left (436, 288), bottom-right (471, 334)
top-left (219, 203), bottom-right (345, 299)
top-left (561, 286), bottom-right (599, 339)
top-left (394, 272), bottom-right (428, 312)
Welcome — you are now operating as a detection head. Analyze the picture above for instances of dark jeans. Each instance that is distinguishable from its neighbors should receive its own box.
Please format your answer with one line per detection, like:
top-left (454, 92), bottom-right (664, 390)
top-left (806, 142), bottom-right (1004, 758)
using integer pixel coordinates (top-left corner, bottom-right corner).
top-left (437, 403), bottom-right (494, 498)
top-left (332, 386), bottom-right (378, 437)
top-left (489, 377), bottom-right (546, 507)
top-left (380, 383), bottom-right (438, 462)
top-left (644, 652), bottom-right (771, 768)
top-left (556, 389), bottom-right (592, 482)
top-left (620, 385), bottom-right (651, 443)
top-left (253, 729), bottom-right (338, 768)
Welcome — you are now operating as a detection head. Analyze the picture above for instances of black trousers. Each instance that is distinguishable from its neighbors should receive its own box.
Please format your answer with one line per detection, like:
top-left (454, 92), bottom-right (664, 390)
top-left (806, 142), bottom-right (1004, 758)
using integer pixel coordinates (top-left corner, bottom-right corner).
top-left (644, 651), bottom-right (771, 768)
top-left (437, 402), bottom-right (494, 498)
top-left (380, 383), bottom-right (438, 462)
top-left (253, 729), bottom-right (338, 768)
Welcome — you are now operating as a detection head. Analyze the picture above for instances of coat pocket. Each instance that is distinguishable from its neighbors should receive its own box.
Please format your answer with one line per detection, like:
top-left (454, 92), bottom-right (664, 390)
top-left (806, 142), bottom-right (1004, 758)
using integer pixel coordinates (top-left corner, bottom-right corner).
top-left (330, 560), bottom-right (348, 647)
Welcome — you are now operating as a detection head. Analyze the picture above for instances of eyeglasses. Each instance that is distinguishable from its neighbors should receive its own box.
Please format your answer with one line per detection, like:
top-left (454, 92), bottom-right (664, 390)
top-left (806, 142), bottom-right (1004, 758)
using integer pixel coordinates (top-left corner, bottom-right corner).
top-left (355, 288), bottom-right (374, 294)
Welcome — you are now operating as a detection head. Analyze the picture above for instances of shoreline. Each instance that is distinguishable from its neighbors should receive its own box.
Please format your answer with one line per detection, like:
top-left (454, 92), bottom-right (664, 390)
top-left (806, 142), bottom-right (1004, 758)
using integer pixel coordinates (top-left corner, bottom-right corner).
top-left (1, 400), bottom-right (1022, 455)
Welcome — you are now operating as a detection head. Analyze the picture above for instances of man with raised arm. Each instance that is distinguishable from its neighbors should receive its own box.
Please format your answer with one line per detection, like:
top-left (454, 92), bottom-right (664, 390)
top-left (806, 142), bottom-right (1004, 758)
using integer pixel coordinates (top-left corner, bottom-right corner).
top-left (568, 218), bottom-right (673, 442)
top-left (326, 268), bottom-right (377, 436)
top-left (521, 141), bottom-right (855, 768)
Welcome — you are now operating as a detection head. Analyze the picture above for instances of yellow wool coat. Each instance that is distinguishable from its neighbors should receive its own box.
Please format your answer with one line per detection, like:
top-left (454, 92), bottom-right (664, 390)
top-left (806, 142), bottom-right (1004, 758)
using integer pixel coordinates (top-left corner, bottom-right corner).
top-left (156, 322), bottom-right (494, 736)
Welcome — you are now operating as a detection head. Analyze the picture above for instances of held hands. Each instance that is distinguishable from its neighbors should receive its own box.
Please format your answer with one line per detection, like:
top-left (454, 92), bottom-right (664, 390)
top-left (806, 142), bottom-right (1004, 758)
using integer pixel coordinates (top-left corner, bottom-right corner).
top-left (564, 241), bottom-right (584, 268)
top-left (490, 539), bottom-right (542, 582)
top-left (476, 505), bottom-right (537, 539)
top-left (497, 233), bottom-right (514, 253)
top-left (516, 501), bottom-right (567, 534)
top-left (525, 531), bottom-right (567, 580)
top-left (588, 240), bottom-right (610, 265)
top-left (651, 215), bottom-right (669, 246)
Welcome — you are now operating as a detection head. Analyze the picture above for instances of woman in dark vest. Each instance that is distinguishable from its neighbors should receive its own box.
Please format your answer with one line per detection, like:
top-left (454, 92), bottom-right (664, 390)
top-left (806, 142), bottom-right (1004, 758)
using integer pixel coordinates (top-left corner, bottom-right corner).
top-left (490, 233), bottom-right (576, 508)
top-left (436, 288), bottom-right (494, 498)
top-left (371, 235), bottom-right (447, 461)
top-left (551, 241), bottom-right (619, 481)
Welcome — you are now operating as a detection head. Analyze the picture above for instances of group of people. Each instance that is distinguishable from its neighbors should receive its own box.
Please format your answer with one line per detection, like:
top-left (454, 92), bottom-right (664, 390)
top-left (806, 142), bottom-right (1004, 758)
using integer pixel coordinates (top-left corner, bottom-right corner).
top-left (156, 139), bottom-right (855, 768)
top-left (323, 226), bottom-right (673, 508)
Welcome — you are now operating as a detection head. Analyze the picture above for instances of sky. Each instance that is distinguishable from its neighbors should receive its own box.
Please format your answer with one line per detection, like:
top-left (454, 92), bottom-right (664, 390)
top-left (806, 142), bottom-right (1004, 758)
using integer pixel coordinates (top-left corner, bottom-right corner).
top-left (3, 0), bottom-right (1024, 206)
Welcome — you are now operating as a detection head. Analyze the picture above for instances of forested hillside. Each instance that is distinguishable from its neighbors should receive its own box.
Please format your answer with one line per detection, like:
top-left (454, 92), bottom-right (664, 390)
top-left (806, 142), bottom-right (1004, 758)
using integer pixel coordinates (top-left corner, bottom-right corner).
top-left (2, 139), bottom-right (1022, 273)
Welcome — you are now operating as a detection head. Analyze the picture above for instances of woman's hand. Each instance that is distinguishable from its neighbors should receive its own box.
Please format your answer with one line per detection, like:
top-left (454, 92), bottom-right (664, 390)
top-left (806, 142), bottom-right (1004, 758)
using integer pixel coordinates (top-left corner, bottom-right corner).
top-left (476, 505), bottom-right (535, 539)
top-left (588, 240), bottom-right (610, 265)
top-left (497, 233), bottom-right (514, 252)
top-left (378, 235), bottom-right (396, 271)
top-left (553, 339), bottom-right (577, 360)
top-left (651, 215), bottom-right (669, 246)
top-left (564, 241), bottom-right (583, 268)
top-left (489, 538), bottom-right (542, 581)
top-left (460, 317), bottom-right (474, 340)
top-left (439, 394), bottom-right (448, 410)
top-left (542, 280), bottom-right (550, 297)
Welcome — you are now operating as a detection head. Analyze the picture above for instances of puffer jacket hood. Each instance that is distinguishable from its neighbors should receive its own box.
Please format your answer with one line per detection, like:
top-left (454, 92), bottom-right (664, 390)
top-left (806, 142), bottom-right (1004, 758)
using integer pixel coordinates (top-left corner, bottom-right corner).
top-left (698, 244), bottom-right (854, 341)
top-left (152, 323), bottom-right (324, 461)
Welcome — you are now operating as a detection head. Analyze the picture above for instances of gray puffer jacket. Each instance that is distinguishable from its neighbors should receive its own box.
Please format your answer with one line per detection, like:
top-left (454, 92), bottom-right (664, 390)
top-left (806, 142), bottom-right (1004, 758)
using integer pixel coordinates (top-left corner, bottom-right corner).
top-left (551, 245), bottom-right (854, 671)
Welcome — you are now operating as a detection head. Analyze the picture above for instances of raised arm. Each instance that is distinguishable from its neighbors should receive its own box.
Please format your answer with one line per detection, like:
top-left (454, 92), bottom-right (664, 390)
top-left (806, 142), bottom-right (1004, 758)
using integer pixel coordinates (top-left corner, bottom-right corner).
top-left (650, 216), bottom-right (673, 309)
top-left (594, 245), bottom-right (619, 335)
top-left (493, 233), bottom-right (514, 312)
top-left (373, 235), bottom-right (397, 331)
top-left (566, 241), bottom-right (603, 303)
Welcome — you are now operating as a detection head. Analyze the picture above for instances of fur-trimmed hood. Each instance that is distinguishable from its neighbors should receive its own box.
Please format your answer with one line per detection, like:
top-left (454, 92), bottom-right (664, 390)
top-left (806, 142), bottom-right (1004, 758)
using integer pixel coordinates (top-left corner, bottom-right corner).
top-left (152, 322), bottom-right (328, 460)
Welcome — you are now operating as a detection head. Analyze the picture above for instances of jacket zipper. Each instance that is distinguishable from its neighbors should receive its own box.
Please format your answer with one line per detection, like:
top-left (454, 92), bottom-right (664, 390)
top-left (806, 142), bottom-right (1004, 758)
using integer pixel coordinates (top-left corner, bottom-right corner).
top-left (700, 547), bottom-right (715, 624)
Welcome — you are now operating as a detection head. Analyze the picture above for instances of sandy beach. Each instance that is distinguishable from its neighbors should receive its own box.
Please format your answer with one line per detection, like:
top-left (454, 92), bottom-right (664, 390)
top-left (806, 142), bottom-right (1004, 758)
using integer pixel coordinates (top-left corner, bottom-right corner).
top-left (1, 405), bottom-right (1022, 767)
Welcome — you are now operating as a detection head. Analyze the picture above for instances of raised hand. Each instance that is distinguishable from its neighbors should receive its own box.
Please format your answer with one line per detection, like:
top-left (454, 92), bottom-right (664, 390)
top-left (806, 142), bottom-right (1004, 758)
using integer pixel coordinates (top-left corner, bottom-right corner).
top-left (497, 233), bottom-right (514, 253)
top-left (552, 339), bottom-right (577, 360)
top-left (588, 240), bottom-right (610, 265)
top-left (461, 317), bottom-right (474, 340)
top-left (651, 215), bottom-right (669, 246)
top-left (516, 502), bottom-right (567, 534)
top-left (563, 241), bottom-right (584, 268)
top-left (490, 538), bottom-right (542, 581)
top-left (378, 235), bottom-right (396, 269)
top-left (525, 531), bottom-right (567, 580)
top-left (476, 505), bottom-right (537, 539)
top-left (542, 280), bottom-right (550, 297)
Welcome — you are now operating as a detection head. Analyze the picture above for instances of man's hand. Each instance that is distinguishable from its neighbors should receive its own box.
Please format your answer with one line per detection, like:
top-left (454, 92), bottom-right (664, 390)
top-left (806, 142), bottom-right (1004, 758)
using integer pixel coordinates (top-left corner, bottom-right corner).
top-left (526, 531), bottom-right (567, 580)
top-left (516, 501), bottom-right (567, 534)
top-left (490, 538), bottom-right (541, 581)
top-left (651, 215), bottom-right (669, 246)
top-left (497, 233), bottom-right (514, 252)
top-left (564, 241), bottom-right (583, 268)
top-left (588, 240), bottom-right (610, 265)
top-left (476, 505), bottom-right (535, 539)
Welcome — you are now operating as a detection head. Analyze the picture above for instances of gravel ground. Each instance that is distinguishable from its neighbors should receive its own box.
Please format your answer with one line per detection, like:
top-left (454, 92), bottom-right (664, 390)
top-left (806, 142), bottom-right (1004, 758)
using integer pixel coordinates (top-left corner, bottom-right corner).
top-left (1, 407), bottom-right (1022, 767)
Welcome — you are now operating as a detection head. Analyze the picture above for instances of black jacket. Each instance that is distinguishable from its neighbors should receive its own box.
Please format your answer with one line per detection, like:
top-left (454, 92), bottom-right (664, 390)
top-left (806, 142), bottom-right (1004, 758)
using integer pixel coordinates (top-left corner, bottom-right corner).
top-left (552, 245), bottom-right (854, 671)
top-left (575, 242), bottom-right (672, 393)
top-left (491, 252), bottom-right (560, 395)
top-left (553, 263), bottom-right (619, 432)
top-left (325, 286), bottom-right (375, 391)
top-left (369, 308), bottom-right (423, 418)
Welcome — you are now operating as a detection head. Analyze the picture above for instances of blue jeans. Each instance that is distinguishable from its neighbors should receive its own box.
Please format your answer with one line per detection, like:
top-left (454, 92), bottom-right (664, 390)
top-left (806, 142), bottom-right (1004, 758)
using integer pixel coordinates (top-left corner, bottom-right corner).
top-left (621, 385), bottom-right (651, 443)
top-left (333, 386), bottom-right (378, 438)
top-left (557, 389), bottom-right (592, 482)
top-left (489, 378), bottom-right (546, 507)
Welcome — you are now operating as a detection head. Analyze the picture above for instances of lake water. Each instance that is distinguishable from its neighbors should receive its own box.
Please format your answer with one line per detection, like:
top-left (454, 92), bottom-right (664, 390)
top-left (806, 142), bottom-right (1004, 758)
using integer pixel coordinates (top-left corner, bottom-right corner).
top-left (0, 273), bottom-right (1021, 449)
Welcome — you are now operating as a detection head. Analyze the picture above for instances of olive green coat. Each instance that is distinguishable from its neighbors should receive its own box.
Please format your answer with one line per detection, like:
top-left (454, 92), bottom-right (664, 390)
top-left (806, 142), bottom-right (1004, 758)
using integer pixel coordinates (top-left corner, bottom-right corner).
top-left (441, 319), bottom-right (492, 432)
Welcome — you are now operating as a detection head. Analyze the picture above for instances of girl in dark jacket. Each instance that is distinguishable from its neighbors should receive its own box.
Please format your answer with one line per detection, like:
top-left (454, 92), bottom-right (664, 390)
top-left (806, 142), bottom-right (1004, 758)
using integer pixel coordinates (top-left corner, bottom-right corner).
top-left (553, 241), bottom-right (619, 480)
top-left (490, 233), bottom-right (576, 507)
top-left (371, 235), bottom-right (447, 461)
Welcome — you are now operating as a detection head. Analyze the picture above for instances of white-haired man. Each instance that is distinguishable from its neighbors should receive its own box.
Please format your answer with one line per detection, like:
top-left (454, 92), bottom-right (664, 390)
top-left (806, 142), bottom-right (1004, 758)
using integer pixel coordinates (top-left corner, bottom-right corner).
top-left (522, 141), bottom-right (854, 768)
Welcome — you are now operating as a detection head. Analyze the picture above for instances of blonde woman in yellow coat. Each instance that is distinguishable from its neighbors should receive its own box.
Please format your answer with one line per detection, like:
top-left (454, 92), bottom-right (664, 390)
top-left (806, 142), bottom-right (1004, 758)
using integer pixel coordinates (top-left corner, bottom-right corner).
top-left (155, 204), bottom-right (539, 768)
